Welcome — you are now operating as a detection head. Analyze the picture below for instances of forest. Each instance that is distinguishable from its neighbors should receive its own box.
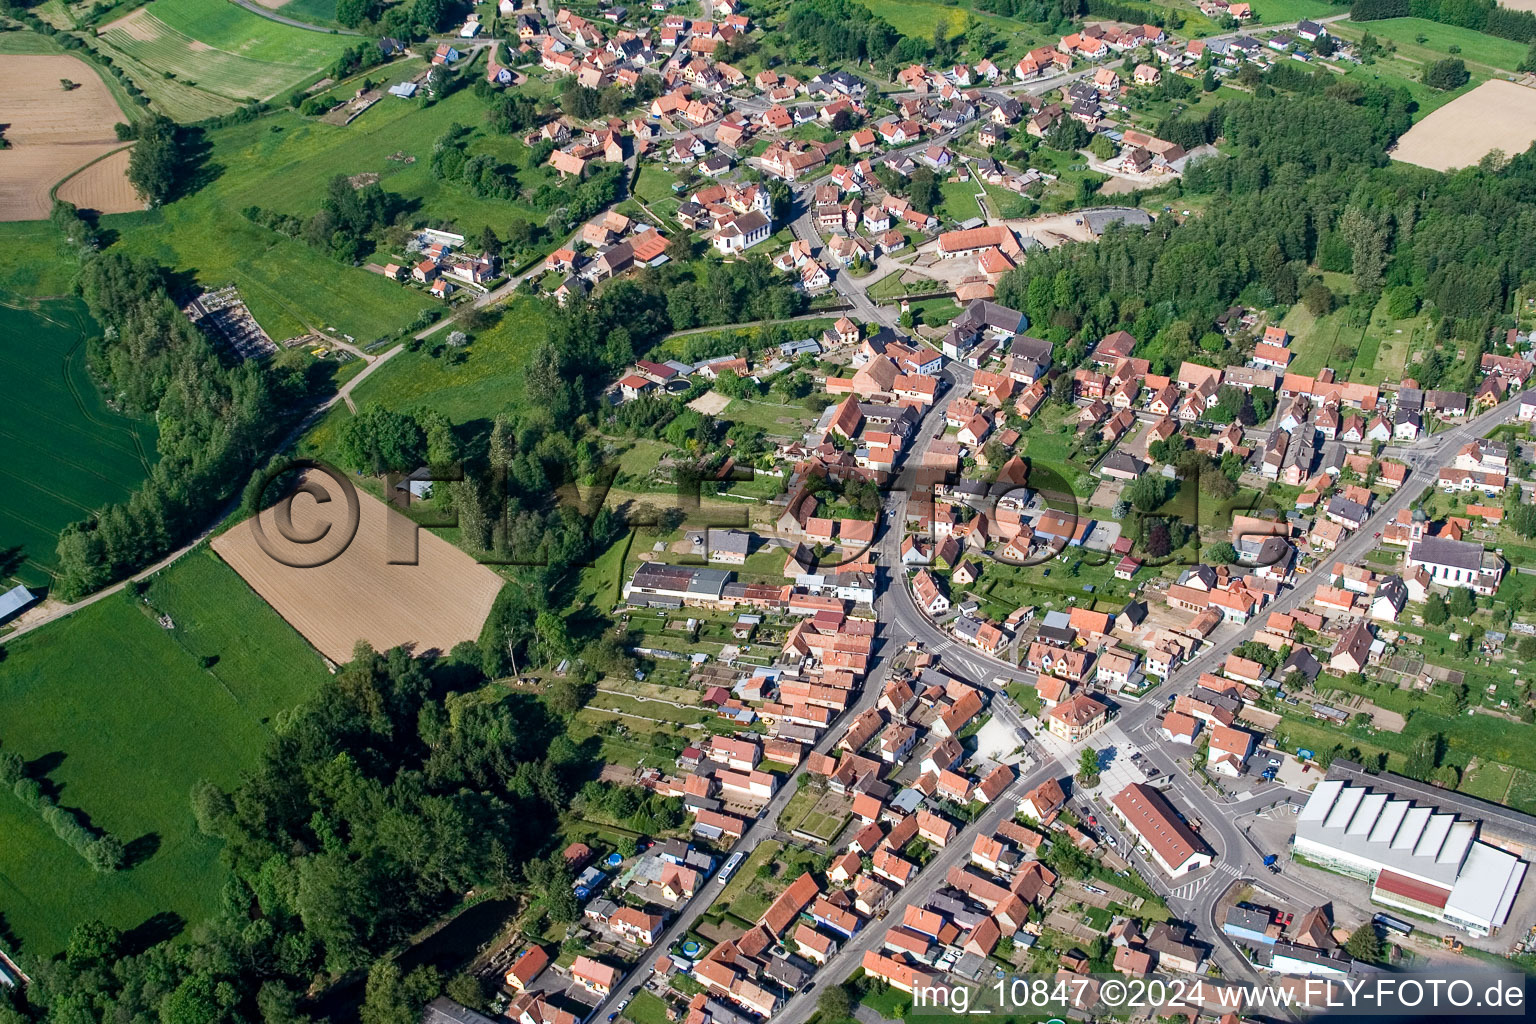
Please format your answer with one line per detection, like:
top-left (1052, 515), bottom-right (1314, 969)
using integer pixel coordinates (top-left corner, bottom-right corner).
top-left (997, 85), bottom-right (1536, 391)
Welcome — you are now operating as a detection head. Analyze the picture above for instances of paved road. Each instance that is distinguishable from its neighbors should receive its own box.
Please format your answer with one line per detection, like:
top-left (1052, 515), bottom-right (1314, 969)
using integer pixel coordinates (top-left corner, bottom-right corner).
top-left (857, 394), bottom-right (1528, 980)
top-left (584, 606), bottom-right (921, 1022)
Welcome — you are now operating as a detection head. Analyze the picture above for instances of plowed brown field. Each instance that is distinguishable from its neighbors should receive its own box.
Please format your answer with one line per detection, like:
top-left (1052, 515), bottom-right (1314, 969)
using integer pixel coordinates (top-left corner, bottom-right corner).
top-left (55, 147), bottom-right (142, 215)
top-left (0, 55), bottom-right (131, 221)
top-left (212, 474), bottom-right (505, 662)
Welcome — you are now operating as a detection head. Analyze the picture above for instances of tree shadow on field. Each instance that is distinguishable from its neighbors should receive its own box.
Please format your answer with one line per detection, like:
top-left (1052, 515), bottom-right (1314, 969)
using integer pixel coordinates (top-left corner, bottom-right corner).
top-left (121, 911), bottom-right (184, 956)
top-left (26, 752), bottom-right (66, 796)
top-left (175, 127), bottom-right (221, 198)
top-left (0, 545), bottom-right (25, 578)
top-left (123, 832), bottom-right (160, 869)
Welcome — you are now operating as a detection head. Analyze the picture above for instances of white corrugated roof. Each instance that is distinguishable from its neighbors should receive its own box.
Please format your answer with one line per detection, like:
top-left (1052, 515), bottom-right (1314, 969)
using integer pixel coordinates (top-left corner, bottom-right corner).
top-left (1370, 799), bottom-right (1410, 845)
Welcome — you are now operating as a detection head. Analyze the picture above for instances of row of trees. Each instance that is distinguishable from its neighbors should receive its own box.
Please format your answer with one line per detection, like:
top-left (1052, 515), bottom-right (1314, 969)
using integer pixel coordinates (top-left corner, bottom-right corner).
top-left (53, 253), bottom-right (320, 600)
top-left (0, 744), bottom-right (124, 872)
top-left (125, 116), bottom-right (187, 207)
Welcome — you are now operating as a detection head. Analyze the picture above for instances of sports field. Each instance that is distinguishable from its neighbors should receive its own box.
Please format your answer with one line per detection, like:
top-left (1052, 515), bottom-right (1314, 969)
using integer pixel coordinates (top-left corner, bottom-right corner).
top-left (0, 548), bottom-right (328, 954)
top-left (0, 298), bottom-right (157, 590)
top-left (98, 0), bottom-right (350, 102)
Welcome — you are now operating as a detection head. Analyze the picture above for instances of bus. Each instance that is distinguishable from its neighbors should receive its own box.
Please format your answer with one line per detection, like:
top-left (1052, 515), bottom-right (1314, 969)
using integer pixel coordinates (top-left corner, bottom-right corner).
top-left (717, 851), bottom-right (744, 885)
top-left (1373, 913), bottom-right (1414, 937)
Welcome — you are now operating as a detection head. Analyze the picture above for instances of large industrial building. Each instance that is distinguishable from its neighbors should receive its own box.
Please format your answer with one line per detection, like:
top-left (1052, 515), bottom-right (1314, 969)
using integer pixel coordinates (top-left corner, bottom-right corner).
top-left (1295, 765), bottom-right (1529, 937)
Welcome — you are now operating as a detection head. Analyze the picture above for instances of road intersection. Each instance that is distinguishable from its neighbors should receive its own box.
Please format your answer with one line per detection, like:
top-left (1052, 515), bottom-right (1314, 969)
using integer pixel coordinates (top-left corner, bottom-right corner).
top-left (584, 136), bottom-right (1530, 1023)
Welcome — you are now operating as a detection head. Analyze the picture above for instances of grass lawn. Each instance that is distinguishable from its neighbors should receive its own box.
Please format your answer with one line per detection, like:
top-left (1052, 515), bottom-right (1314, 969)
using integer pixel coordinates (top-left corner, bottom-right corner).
top-left (861, 985), bottom-right (913, 1019)
top-left (1461, 759), bottom-right (1515, 802)
top-left (0, 547), bottom-right (328, 954)
top-left (0, 26), bottom-right (69, 52)
top-left (574, 532), bottom-right (634, 614)
top-left (1244, 0), bottom-right (1341, 23)
top-left (1333, 17), bottom-right (1529, 73)
top-left (938, 178), bottom-right (988, 222)
top-left (623, 992), bottom-right (672, 1024)
top-left (314, 298), bottom-right (548, 446)
top-left (1504, 767), bottom-right (1536, 815)
top-left (716, 395), bottom-right (819, 437)
top-left (0, 298), bottom-right (158, 590)
top-left (715, 839), bottom-right (782, 921)
top-left (634, 165), bottom-right (683, 203)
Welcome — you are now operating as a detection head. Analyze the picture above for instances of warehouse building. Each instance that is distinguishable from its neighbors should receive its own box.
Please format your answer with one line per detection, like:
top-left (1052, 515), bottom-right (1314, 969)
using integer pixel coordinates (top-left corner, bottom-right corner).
top-left (1295, 770), bottom-right (1527, 937)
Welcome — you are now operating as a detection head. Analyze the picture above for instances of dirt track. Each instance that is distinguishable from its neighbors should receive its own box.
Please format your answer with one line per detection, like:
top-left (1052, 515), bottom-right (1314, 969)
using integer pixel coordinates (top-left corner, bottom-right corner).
top-left (0, 55), bottom-right (131, 221)
top-left (212, 475), bottom-right (505, 662)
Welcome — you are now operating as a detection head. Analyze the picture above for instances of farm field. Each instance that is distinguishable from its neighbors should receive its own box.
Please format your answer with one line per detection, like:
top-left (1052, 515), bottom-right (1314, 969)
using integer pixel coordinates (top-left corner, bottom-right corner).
top-left (86, 33), bottom-right (246, 121)
top-left (54, 146), bottom-right (142, 215)
top-left (211, 471), bottom-right (505, 662)
top-left (0, 54), bottom-right (131, 221)
top-left (0, 298), bottom-right (157, 591)
top-left (0, 548), bottom-right (328, 954)
top-left (98, 0), bottom-right (351, 103)
top-left (1391, 79), bottom-right (1536, 171)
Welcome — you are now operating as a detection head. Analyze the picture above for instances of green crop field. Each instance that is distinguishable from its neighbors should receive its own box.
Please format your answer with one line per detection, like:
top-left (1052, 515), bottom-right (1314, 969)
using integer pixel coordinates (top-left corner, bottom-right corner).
top-left (86, 35), bottom-right (243, 120)
top-left (99, 20), bottom-right (312, 102)
top-left (149, 0), bottom-right (347, 63)
top-left (92, 0), bottom-right (352, 112)
top-left (0, 298), bottom-right (158, 591)
top-left (0, 548), bottom-right (329, 954)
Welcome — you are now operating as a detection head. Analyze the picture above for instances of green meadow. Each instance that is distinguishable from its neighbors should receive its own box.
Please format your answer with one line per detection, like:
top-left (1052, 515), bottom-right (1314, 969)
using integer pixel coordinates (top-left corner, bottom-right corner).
top-left (0, 548), bottom-right (329, 954)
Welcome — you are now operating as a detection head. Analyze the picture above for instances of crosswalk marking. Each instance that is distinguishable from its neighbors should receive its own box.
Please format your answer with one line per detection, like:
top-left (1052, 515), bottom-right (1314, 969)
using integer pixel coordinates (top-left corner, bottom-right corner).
top-left (1167, 862), bottom-right (1238, 902)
